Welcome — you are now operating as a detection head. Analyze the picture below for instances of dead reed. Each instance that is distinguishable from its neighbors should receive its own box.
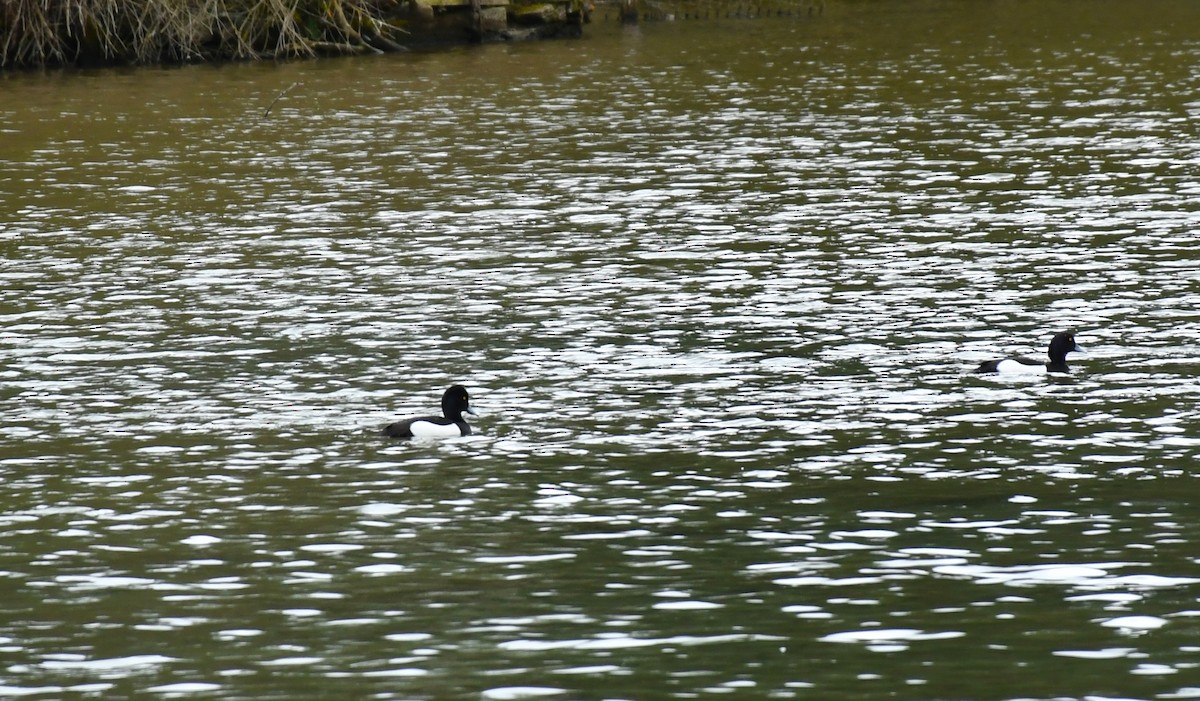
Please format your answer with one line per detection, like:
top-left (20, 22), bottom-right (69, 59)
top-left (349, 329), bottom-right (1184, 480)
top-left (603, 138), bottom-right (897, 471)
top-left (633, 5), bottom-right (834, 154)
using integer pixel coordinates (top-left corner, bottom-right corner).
top-left (0, 0), bottom-right (409, 69)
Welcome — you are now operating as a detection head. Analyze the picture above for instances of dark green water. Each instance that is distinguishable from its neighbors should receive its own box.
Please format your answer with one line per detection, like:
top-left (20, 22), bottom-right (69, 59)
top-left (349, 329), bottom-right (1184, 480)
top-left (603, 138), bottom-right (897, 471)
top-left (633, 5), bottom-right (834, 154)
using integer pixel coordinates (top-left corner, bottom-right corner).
top-left (4, 1), bottom-right (1200, 699)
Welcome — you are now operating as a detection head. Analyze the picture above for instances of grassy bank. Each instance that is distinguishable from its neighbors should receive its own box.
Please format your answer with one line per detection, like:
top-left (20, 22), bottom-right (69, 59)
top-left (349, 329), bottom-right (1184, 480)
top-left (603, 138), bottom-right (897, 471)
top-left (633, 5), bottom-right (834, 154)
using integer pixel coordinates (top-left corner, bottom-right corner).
top-left (2, 0), bottom-right (814, 69)
top-left (1, 0), bottom-right (410, 69)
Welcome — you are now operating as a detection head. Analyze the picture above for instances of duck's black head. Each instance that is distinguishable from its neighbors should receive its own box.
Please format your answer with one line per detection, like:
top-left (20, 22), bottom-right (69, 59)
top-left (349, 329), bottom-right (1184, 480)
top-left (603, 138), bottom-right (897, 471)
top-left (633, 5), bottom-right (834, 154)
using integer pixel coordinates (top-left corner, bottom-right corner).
top-left (1048, 331), bottom-right (1084, 363)
top-left (441, 385), bottom-right (476, 419)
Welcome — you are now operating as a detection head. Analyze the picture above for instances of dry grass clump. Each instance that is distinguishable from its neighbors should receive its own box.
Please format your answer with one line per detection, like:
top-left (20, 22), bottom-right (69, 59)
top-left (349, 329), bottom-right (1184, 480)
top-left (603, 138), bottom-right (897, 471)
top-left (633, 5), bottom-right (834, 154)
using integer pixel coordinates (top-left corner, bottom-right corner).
top-left (1, 0), bottom-right (408, 68)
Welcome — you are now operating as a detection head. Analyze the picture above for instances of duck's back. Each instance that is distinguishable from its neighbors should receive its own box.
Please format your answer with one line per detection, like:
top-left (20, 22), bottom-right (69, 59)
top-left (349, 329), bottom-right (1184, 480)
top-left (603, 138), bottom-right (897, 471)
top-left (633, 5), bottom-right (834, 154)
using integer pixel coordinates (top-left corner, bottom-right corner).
top-left (976, 356), bottom-right (1047, 374)
top-left (383, 415), bottom-right (470, 439)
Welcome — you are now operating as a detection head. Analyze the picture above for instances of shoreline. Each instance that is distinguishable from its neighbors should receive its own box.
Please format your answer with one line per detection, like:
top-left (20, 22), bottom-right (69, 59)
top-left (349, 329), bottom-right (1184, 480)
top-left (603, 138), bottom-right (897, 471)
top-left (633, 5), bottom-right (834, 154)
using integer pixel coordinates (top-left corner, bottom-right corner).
top-left (0, 0), bottom-right (590, 71)
top-left (0, 0), bottom-right (821, 71)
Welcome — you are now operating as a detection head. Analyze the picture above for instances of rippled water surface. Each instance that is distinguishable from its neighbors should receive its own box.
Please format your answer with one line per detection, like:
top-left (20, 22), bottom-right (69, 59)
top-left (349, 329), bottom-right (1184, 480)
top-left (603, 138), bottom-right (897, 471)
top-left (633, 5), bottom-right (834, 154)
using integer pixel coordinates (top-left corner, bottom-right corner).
top-left (5, 1), bottom-right (1200, 698)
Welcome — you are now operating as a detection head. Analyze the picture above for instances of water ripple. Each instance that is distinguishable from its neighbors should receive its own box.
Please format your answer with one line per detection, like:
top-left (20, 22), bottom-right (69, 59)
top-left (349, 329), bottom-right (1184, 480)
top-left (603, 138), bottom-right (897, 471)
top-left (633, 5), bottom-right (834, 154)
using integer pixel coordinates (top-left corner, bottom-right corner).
top-left (4, 4), bottom-right (1200, 700)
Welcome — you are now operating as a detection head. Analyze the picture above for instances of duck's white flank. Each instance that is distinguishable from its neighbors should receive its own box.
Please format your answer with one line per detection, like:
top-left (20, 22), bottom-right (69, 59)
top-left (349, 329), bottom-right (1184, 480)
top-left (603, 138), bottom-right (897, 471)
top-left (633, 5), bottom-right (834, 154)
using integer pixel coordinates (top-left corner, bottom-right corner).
top-left (408, 420), bottom-right (466, 438)
top-left (993, 358), bottom-right (1048, 374)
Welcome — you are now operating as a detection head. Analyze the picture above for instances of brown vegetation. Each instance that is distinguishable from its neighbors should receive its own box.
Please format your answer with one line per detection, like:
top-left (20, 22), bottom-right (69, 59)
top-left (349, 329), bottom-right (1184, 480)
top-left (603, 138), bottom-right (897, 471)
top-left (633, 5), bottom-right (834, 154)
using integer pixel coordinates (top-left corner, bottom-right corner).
top-left (0, 0), bottom-right (410, 69)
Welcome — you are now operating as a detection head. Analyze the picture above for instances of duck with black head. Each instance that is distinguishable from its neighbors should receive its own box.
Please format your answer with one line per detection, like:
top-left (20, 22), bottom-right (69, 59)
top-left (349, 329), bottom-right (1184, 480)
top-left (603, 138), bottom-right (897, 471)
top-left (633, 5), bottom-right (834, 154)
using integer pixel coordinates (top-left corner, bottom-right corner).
top-left (975, 330), bottom-right (1085, 374)
top-left (383, 385), bottom-right (476, 439)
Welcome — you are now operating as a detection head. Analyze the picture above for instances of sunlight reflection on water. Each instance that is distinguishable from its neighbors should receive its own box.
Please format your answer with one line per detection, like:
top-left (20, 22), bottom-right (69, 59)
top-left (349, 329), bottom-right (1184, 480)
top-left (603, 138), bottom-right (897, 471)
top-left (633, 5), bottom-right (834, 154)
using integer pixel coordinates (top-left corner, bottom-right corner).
top-left (4, 3), bottom-right (1200, 699)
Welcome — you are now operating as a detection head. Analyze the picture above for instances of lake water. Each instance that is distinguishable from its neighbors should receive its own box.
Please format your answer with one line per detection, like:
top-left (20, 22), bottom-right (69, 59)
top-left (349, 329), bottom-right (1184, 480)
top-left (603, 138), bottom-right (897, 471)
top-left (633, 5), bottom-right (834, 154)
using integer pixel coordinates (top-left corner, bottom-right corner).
top-left (4, 1), bottom-right (1200, 698)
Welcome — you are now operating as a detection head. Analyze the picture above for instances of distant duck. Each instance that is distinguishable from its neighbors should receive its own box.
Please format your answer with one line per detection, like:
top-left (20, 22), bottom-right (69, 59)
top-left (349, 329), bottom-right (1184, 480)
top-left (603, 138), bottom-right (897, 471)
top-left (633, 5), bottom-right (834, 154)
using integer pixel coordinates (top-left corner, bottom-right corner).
top-left (975, 331), bottom-right (1085, 374)
top-left (383, 385), bottom-right (476, 439)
